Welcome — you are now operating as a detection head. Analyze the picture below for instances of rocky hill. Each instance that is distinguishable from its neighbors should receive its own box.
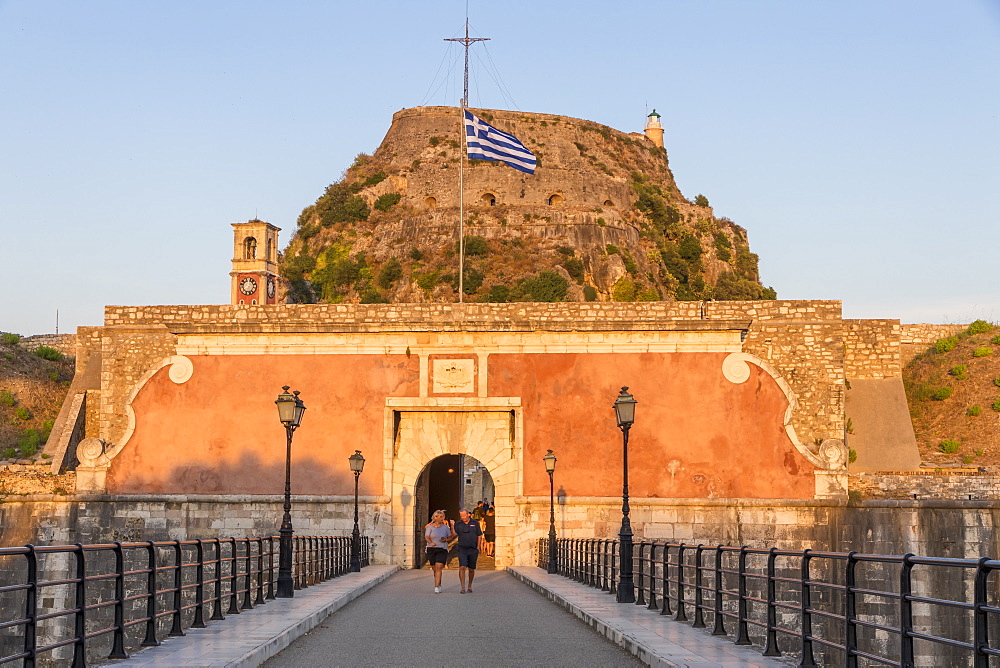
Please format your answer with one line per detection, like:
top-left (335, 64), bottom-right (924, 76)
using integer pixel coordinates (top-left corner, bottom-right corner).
top-left (903, 320), bottom-right (1000, 468)
top-left (279, 106), bottom-right (776, 304)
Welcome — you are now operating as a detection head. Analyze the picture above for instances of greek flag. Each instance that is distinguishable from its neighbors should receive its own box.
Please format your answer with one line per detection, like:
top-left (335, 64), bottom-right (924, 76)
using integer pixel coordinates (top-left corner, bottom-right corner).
top-left (464, 110), bottom-right (536, 174)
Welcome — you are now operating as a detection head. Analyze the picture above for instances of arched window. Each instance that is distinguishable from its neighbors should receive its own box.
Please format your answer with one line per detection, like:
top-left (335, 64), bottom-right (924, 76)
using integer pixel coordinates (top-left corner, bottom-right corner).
top-left (548, 194), bottom-right (564, 206)
top-left (481, 193), bottom-right (497, 206)
top-left (266, 237), bottom-right (273, 261)
top-left (603, 199), bottom-right (614, 207)
top-left (244, 237), bottom-right (257, 260)
top-left (425, 197), bottom-right (437, 209)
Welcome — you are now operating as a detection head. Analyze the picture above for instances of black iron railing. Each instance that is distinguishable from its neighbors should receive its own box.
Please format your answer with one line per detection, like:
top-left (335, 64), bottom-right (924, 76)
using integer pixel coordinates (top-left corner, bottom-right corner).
top-left (0, 535), bottom-right (370, 667)
top-left (539, 538), bottom-right (1000, 666)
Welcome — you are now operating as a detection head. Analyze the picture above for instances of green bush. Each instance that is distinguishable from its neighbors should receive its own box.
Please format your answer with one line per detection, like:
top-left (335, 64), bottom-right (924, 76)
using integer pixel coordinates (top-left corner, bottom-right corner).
top-left (583, 286), bottom-right (598, 302)
top-left (848, 448), bottom-right (857, 464)
top-left (17, 429), bottom-right (41, 456)
top-left (484, 285), bottom-right (510, 303)
top-left (376, 258), bottom-right (403, 288)
top-left (991, 334), bottom-right (1000, 345)
top-left (374, 193), bottom-right (401, 211)
top-left (975, 449), bottom-right (985, 457)
top-left (415, 271), bottom-right (440, 291)
top-left (605, 244), bottom-right (620, 255)
top-left (363, 171), bottom-right (387, 187)
top-left (939, 439), bottom-right (961, 454)
top-left (408, 247), bottom-right (423, 261)
top-left (963, 455), bottom-right (974, 464)
top-left (0, 332), bottom-right (20, 345)
top-left (0, 390), bottom-right (15, 407)
top-left (517, 271), bottom-right (569, 302)
top-left (968, 405), bottom-right (982, 416)
top-left (34, 346), bottom-right (62, 361)
top-left (993, 398), bottom-right (1000, 413)
top-left (2, 447), bottom-right (16, 460)
top-left (694, 194), bottom-right (710, 207)
top-left (949, 364), bottom-right (968, 379)
top-left (461, 236), bottom-right (488, 256)
top-left (612, 278), bottom-right (637, 302)
top-left (561, 257), bottom-right (585, 284)
top-left (462, 268), bottom-right (484, 295)
top-left (973, 347), bottom-right (993, 358)
top-left (359, 289), bottom-right (388, 304)
top-left (935, 336), bottom-right (959, 353)
top-left (968, 319), bottom-right (993, 335)
top-left (931, 387), bottom-right (953, 401)
top-left (14, 406), bottom-right (31, 420)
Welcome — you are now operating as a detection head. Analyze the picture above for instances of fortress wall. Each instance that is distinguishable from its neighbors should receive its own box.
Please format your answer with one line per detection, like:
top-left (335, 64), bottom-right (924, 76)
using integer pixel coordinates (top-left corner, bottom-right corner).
top-left (899, 323), bottom-right (967, 366)
top-left (97, 300), bottom-right (846, 446)
top-left (17, 333), bottom-right (77, 356)
top-left (843, 319), bottom-right (902, 379)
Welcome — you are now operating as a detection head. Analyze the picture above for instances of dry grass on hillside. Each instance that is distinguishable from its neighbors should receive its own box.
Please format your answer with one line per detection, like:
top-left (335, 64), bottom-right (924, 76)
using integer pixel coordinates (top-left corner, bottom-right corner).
top-left (904, 322), bottom-right (1000, 469)
top-left (0, 338), bottom-right (74, 461)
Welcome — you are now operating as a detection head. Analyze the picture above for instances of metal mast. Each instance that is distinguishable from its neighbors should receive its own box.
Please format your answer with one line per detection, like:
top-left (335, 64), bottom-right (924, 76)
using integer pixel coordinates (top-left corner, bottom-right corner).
top-left (445, 20), bottom-right (489, 302)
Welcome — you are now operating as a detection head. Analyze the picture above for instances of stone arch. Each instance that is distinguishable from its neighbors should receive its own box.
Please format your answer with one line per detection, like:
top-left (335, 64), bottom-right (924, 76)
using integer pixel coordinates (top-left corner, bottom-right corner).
top-left (424, 196), bottom-right (437, 209)
top-left (481, 192), bottom-right (497, 206)
top-left (386, 406), bottom-right (521, 568)
top-left (547, 193), bottom-right (564, 206)
top-left (243, 236), bottom-right (257, 260)
top-left (603, 199), bottom-right (614, 207)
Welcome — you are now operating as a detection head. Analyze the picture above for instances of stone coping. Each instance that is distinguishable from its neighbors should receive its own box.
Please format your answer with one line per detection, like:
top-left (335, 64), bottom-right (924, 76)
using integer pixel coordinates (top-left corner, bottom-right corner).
top-left (3, 494), bottom-right (391, 504)
top-left (516, 495), bottom-right (847, 507)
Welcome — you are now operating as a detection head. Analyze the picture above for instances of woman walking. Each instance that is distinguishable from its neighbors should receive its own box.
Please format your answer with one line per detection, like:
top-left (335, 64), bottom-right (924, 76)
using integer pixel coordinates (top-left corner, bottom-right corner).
top-left (425, 509), bottom-right (455, 593)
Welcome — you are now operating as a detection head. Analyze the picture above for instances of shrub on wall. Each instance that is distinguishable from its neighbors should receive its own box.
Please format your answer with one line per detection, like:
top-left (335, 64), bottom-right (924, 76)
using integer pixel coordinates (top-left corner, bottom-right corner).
top-left (376, 258), bottom-right (403, 288)
top-left (34, 346), bottom-right (62, 361)
top-left (935, 336), bottom-right (959, 353)
top-left (374, 193), bottom-right (401, 211)
top-left (0, 332), bottom-right (19, 345)
top-left (0, 390), bottom-right (15, 407)
top-left (968, 319), bottom-right (993, 335)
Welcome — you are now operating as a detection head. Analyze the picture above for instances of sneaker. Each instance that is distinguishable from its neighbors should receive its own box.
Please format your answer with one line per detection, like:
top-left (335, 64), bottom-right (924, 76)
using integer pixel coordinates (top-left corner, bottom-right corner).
top-left (434, 586), bottom-right (441, 594)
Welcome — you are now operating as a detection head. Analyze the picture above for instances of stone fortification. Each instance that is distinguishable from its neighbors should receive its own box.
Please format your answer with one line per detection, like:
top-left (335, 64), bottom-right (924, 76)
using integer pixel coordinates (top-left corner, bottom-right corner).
top-left (17, 333), bottom-right (77, 357)
top-left (282, 106), bottom-right (772, 305)
top-left (899, 323), bottom-right (966, 365)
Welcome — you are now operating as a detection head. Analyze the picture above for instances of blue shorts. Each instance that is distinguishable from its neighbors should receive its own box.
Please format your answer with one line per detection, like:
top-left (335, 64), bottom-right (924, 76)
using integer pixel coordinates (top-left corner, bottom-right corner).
top-left (456, 547), bottom-right (479, 569)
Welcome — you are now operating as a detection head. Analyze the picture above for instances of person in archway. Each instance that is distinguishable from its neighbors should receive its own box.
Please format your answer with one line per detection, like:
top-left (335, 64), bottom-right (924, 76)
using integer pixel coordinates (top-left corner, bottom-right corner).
top-left (425, 510), bottom-right (455, 594)
top-left (454, 508), bottom-right (483, 593)
top-left (483, 506), bottom-right (496, 557)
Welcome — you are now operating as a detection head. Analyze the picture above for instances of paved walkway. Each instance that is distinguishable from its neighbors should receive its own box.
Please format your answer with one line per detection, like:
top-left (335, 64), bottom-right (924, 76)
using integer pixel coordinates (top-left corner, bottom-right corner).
top-left (108, 565), bottom-right (788, 667)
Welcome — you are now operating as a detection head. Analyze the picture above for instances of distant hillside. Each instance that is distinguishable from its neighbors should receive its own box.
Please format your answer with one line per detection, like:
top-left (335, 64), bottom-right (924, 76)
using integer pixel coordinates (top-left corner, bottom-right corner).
top-left (279, 106), bottom-right (776, 305)
top-left (0, 333), bottom-right (73, 465)
top-left (903, 320), bottom-right (1000, 468)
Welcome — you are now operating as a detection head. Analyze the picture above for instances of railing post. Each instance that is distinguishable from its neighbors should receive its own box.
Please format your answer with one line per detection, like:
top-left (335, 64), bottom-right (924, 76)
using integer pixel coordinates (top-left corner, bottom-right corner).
top-left (227, 538), bottom-right (241, 615)
top-left (660, 543), bottom-right (672, 616)
top-left (193, 540), bottom-right (206, 628)
top-left (973, 556), bottom-right (990, 668)
top-left (169, 540), bottom-right (184, 636)
top-left (647, 543), bottom-right (659, 610)
top-left (266, 536), bottom-right (276, 600)
top-left (255, 538), bottom-right (266, 605)
top-left (109, 542), bottom-right (128, 659)
top-left (676, 543), bottom-right (688, 622)
top-left (711, 546), bottom-right (726, 636)
top-left (799, 549), bottom-right (817, 668)
top-left (734, 546), bottom-right (750, 645)
top-left (610, 540), bottom-right (618, 595)
top-left (243, 539), bottom-right (254, 610)
top-left (142, 541), bottom-right (160, 646)
top-left (693, 544), bottom-right (706, 628)
top-left (211, 540), bottom-right (225, 621)
top-left (899, 553), bottom-right (914, 668)
top-left (763, 547), bottom-right (781, 657)
top-left (844, 551), bottom-right (858, 668)
top-left (636, 542), bottom-right (646, 606)
top-left (22, 544), bottom-right (38, 668)
top-left (72, 543), bottom-right (87, 668)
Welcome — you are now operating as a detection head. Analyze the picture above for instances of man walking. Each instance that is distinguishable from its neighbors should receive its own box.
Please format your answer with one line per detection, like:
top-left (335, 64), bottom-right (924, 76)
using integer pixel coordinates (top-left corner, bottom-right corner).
top-left (453, 508), bottom-right (483, 594)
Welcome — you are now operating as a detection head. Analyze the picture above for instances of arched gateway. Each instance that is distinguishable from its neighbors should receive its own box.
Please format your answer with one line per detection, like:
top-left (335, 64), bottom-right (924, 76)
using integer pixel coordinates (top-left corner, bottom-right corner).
top-left (384, 404), bottom-right (521, 569)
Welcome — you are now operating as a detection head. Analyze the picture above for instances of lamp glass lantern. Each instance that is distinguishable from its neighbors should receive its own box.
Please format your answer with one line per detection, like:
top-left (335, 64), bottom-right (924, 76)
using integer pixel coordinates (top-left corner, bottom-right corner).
top-left (275, 386), bottom-right (296, 425)
top-left (291, 391), bottom-right (306, 428)
top-left (613, 386), bottom-right (637, 428)
top-left (543, 449), bottom-right (557, 473)
top-left (349, 450), bottom-right (365, 474)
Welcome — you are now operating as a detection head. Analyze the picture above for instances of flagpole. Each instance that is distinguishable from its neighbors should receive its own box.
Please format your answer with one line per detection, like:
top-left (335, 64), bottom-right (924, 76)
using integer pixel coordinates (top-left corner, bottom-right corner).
top-left (445, 18), bottom-right (488, 305)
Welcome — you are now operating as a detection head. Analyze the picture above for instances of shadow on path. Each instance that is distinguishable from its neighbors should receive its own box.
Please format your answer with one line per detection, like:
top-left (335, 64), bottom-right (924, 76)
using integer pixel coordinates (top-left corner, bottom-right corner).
top-left (265, 569), bottom-right (641, 667)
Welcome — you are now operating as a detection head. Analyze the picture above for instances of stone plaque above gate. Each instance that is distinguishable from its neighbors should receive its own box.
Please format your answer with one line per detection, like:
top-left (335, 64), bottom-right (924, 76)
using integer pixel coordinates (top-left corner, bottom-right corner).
top-left (430, 356), bottom-right (477, 395)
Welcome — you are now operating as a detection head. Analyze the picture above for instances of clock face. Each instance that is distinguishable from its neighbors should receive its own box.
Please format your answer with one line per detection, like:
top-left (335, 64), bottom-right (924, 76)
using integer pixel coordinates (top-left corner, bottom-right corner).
top-left (267, 276), bottom-right (276, 299)
top-left (240, 276), bottom-right (258, 296)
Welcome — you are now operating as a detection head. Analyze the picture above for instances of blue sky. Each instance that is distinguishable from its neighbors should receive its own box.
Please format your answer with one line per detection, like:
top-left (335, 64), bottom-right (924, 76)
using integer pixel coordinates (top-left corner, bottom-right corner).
top-left (2, 1), bottom-right (998, 335)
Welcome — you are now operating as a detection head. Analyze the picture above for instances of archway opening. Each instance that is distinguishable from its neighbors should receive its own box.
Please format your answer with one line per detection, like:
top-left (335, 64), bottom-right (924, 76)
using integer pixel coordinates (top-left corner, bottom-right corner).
top-left (412, 453), bottom-right (495, 570)
top-left (547, 193), bottom-right (564, 206)
top-left (603, 199), bottom-right (614, 207)
top-left (481, 193), bottom-right (497, 206)
top-left (424, 196), bottom-right (437, 209)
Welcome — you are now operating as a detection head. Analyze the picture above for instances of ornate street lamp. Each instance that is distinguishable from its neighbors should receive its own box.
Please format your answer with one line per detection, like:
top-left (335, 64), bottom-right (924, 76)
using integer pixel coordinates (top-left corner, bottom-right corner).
top-left (543, 449), bottom-right (558, 574)
top-left (349, 450), bottom-right (366, 572)
top-left (613, 386), bottom-right (637, 603)
top-left (275, 386), bottom-right (306, 598)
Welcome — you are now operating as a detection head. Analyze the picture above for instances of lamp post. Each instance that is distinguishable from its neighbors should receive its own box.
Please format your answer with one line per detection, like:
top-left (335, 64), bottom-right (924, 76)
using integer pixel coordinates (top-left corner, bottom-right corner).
top-left (348, 450), bottom-right (365, 572)
top-left (613, 386), bottom-right (637, 604)
top-left (543, 449), bottom-right (558, 574)
top-left (275, 386), bottom-right (306, 598)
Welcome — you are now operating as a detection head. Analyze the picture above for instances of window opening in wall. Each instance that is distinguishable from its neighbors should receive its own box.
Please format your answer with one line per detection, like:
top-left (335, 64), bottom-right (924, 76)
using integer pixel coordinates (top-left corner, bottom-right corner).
top-left (424, 196), bottom-right (437, 209)
top-left (603, 199), bottom-right (614, 207)
top-left (244, 237), bottom-right (257, 260)
top-left (266, 237), bottom-right (272, 261)
top-left (481, 193), bottom-right (496, 206)
top-left (239, 300), bottom-right (245, 305)
top-left (548, 194), bottom-right (564, 206)
top-left (251, 299), bottom-right (257, 305)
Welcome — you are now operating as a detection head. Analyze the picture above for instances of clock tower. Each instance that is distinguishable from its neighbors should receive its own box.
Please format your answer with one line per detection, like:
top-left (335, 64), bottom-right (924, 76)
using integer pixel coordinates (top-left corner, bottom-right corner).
top-left (231, 219), bottom-right (280, 305)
